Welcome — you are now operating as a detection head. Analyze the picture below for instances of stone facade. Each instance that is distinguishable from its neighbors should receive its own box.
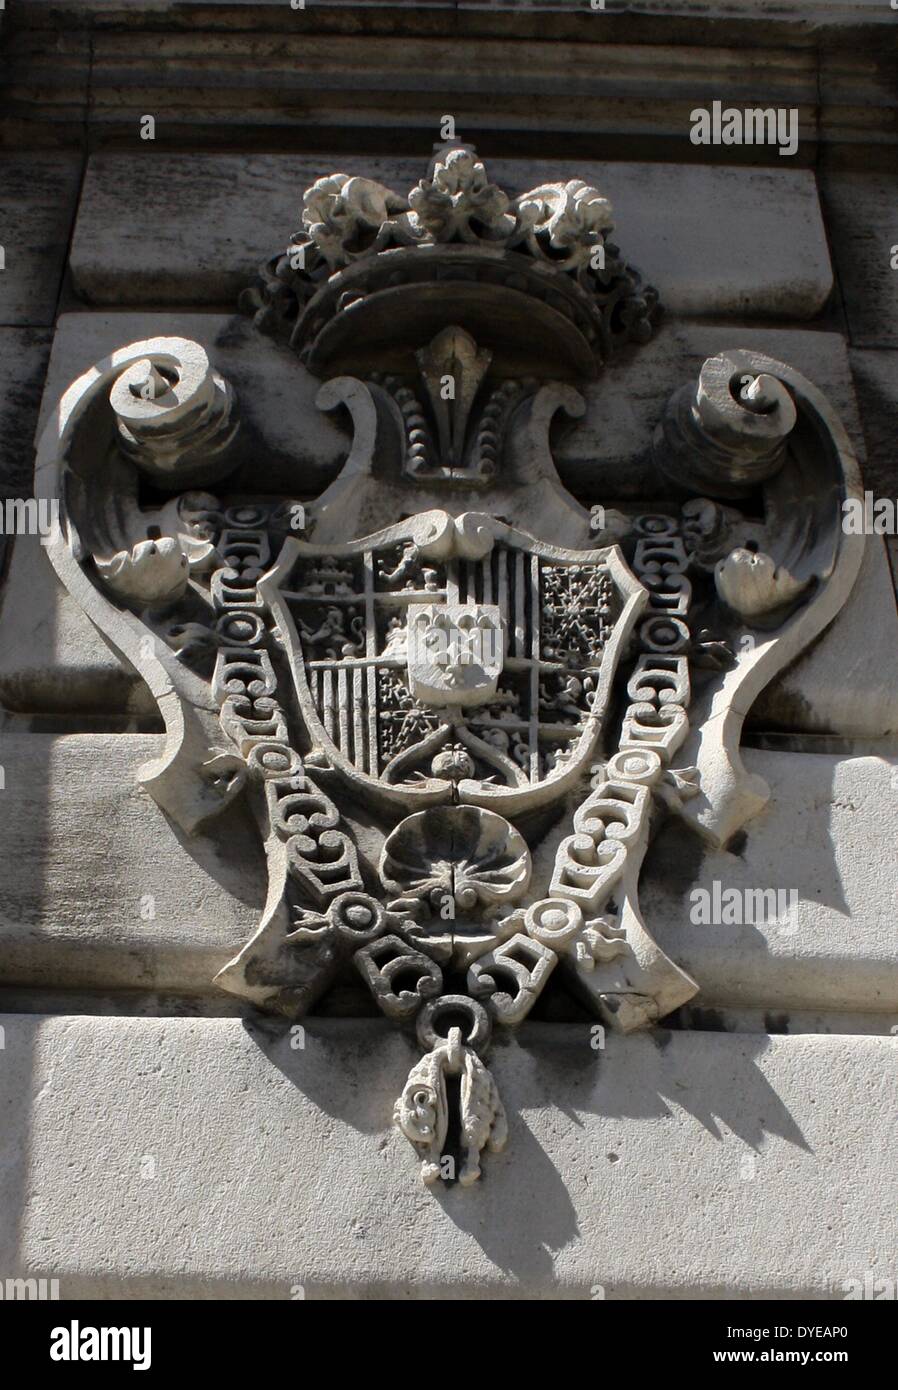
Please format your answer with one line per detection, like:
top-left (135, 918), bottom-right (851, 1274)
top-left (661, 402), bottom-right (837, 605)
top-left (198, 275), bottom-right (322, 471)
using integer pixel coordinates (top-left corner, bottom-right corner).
top-left (0, 0), bottom-right (896, 1300)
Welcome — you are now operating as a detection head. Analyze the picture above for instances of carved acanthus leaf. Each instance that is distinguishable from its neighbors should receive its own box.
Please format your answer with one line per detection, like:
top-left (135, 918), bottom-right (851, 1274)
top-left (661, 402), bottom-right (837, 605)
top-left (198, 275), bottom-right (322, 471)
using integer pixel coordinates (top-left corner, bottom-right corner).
top-left (95, 536), bottom-right (190, 607)
top-left (715, 547), bottom-right (811, 619)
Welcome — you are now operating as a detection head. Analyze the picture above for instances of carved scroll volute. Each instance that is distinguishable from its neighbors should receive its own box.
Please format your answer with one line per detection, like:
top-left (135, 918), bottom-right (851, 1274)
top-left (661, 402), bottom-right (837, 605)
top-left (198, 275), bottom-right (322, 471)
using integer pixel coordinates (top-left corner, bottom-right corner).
top-left (654, 349), bottom-right (865, 846)
top-left (35, 337), bottom-right (243, 834)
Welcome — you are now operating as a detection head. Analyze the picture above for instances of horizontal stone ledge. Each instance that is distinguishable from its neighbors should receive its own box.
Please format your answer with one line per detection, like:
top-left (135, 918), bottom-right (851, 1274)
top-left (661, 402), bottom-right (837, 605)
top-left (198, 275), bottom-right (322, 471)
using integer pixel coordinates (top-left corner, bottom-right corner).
top-left (2, 122), bottom-right (826, 171)
top-left (0, 735), bottom-right (896, 1019)
top-left (81, 34), bottom-right (816, 99)
top-left (0, 734), bottom-right (265, 994)
top-left (1, 1015), bottom-right (895, 1297)
top-left (0, 31), bottom-right (92, 135)
top-left (13, 0), bottom-right (897, 47)
top-left (680, 1004), bottom-right (898, 1036)
top-left (1, 988), bottom-right (893, 1036)
top-left (69, 153), bottom-right (831, 320)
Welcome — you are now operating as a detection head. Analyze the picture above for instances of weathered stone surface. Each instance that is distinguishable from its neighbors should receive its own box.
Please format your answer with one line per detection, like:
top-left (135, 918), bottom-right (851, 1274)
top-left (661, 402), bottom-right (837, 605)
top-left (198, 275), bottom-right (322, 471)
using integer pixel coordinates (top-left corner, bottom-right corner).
top-left (0, 734), bottom-right (264, 992)
top-left (6, 4), bottom-right (889, 161)
top-left (70, 155), bottom-right (831, 320)
top-left (0, 328), bottom-right (53, 576)
top-left (748, 536), bottom-right (898, 739)
top-left (1, 1014), bottom-right (895, 1297)
top-left (0, 530), bottom-right (160, 717)
top-left (14, 0), bottom-right (455, 24)
top-left (16, 0), bottom-right (896, 43)
top-left (822, 172), bottom-right (898, 349)
top-left (0, 156), bottom-right (82, 325)
top-left (819, 51), bottom-right (898, 147)
top-left (850, 348), bottom-right (898, 499)
top-left (495, 160), bottom-right (831, 321)
top-left (0, 328), bottom-right (52, 498)
top-left (850, 347), bottom-right (898, 593)
top-left (0, 29), bottom-right (91, 145)
top-left (78, 37), bottom-right (818, 156)
top-left (644, 751), bottom-right (898, 1016)
top-left (0, 735), bottom-right (895, 1019)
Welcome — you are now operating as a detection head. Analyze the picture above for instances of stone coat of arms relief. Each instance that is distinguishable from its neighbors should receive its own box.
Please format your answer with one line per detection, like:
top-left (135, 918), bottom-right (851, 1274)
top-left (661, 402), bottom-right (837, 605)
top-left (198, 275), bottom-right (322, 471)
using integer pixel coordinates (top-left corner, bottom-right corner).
top-left (36, 146), bottom-right (864, 1187)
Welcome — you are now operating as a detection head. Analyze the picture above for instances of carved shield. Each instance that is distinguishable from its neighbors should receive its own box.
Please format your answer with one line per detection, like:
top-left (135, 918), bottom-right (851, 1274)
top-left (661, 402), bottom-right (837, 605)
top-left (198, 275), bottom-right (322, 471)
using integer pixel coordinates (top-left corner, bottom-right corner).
top-left (261, 510), bottom-right (647, 813)
top-left (406, 603), bottom-right (505, 707)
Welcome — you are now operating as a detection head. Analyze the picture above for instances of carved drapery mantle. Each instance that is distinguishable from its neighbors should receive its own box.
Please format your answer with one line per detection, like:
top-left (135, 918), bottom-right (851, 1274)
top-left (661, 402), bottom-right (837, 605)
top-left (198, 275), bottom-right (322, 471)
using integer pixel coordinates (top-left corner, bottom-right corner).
top-left (36, 146), bottom-right (864, 1187)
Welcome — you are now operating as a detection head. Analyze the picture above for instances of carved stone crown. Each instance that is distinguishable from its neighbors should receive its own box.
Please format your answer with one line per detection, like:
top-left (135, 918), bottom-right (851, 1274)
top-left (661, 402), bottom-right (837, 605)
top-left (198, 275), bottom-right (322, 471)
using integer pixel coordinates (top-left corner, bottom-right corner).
top-left (241, 143), bottom-right (660, 378)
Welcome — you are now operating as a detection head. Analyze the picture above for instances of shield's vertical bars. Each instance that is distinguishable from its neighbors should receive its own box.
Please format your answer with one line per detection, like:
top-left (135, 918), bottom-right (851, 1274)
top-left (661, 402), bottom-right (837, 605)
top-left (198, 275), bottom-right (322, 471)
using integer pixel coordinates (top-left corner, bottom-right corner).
top-left (482, 552), bottom-right (493, 604)
top-left (338, 666), bottom-right (350, 753)
top-left (529, 554), bottom-right (541, 783)
top-left (514, 551), bottom-right (525, 656)
top-left (497, 548), bottom-right (508, 634)
top-left (323, 668), bottom-right (335, 739)
top-left (352, 666), bottom-right (364, 772)
top-left (364, 550), bottom-right (378, 776)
